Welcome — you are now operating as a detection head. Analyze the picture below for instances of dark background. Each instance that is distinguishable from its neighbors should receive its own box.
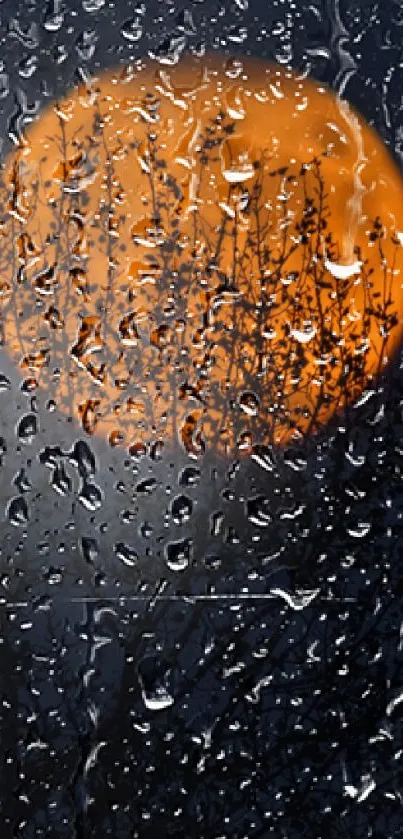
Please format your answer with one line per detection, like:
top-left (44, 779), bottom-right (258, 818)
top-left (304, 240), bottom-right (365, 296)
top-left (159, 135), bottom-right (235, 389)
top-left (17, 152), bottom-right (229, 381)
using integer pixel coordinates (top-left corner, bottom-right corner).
top-left (1, 1), bottom-right (403, 837)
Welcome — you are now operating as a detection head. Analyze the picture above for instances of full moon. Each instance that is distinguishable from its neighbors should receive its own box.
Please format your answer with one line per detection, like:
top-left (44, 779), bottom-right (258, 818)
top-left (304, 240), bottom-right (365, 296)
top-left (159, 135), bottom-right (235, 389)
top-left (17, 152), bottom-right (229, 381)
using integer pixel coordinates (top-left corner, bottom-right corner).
top-left (1, 53), bottom-right (402, 455)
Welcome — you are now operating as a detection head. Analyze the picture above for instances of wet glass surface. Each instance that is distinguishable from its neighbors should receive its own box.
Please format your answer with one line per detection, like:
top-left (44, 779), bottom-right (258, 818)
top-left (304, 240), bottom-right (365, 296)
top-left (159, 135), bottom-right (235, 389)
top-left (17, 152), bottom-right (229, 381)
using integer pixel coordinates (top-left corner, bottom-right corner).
top-left (1, 1), bottom-right (403, 836)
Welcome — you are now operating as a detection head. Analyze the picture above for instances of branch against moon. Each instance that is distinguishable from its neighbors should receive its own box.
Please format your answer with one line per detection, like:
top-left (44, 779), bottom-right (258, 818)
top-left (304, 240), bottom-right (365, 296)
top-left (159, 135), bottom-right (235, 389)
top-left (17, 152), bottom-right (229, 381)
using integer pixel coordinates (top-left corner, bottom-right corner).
top-left (0, 54), bottom-right (402, 456)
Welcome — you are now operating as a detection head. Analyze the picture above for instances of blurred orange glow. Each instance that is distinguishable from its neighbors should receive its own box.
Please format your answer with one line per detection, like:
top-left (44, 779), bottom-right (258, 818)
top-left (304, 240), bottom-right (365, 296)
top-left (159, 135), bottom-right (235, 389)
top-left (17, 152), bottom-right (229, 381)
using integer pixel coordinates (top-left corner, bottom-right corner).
top-left (1, 53), bottom-right (402, 454)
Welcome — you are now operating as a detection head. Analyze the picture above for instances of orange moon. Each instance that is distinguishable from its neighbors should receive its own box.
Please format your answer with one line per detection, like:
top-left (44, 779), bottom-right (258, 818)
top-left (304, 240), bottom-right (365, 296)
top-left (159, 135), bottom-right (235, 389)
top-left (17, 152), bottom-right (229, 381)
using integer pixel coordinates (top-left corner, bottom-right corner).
top-left (0, 53), bottom-right (402, 455)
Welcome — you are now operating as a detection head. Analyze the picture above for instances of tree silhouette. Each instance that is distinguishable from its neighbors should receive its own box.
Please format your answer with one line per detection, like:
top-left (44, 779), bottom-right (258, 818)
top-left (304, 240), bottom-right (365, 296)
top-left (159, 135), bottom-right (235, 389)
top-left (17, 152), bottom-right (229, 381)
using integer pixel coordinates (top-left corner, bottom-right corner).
top-left (0, 74), bottom-right (401, 457)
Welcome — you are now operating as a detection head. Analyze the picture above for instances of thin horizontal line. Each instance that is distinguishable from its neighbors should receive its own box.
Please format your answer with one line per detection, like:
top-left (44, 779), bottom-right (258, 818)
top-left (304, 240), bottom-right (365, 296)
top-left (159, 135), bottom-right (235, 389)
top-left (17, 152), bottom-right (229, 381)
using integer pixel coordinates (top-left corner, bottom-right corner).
top-left (2, 594), bottom-right (356, 606)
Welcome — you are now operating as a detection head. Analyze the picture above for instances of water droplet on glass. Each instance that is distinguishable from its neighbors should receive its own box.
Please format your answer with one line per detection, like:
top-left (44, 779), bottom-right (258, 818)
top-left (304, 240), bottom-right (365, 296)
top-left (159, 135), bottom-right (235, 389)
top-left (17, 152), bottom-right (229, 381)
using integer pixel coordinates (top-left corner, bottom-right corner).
top-left (246, 495), bottom-right (272, 527)
top-left (149, 35), bottom-right (187, 66)
top-left (39, 445), bottom-right (64, 468)
top-left (13, 468), bottom-right (32, 493)
top-left (290, 325), bottom-right (317, 344)
top-left (75, 29), bottom-right (98, 61)
top-left (170, 494), bottom-right (193, 525)
top-left (180, 412), bottom-right (205, 458)
top-left (7, 496), bottom-right (29, 527)
top-left (202, 553), bottom-right (221, 570)
top-left (51, 463), bottom-right (72, 496)
top-left (129, 441), bottom-right (147, 459)
top-left (43, 7), bottom-right (64, 32)
top-left (165, 538), bottom-right (192, 571)
top-left (227, 24), bottom-right (248, 44)
top-left (346, 521), bottom-right (372, 539)
top-left (21, 377), bottom-right (38, 393)
top-left (239, 391), bottom-right (260, 417)
top-left (139, 520), bottom-right (153, 538)
top-left (19, 55), bottom-right (38, 79)
top-left (0, 437), bottom-right (7, 460)
top-left (178, 466), bottom-right (201, 487)
top-left (69, 440), bottom-right (96, 479)
top-left (8, 19), bottom-right (39, 49)
top-left (54, 43), bottom-right (68, 64)
top-left (175, 8), bottom-right (197, 35)
top-left (82, 0), bottom-right (105, 11)
top-left (109, 429), bottom-right (124, 448)
top-left (149, 440), bottom-right (164, 461)
top-left (210, 510), bottom-right (224, 537)
top-left (136, 478), bottom-right (158, 495)
top-left (114, 542), bottom-right (138, 567)
top-left (0, 373), bottom-right (11, 393)
top-left (121, 17), bottom-right (143, 42)
top-left (79, 481), bottom-right (103, 511)
top-left (17, 413), bottom-right (38, 444)
top-left (0, 66), bottom-right (9, 98)
top-left (138, 656), bottom-right (174, 711)
top-left (81, 536), bottom-right (99, 564)
top-left (251, 444), bottom-right (275, 472)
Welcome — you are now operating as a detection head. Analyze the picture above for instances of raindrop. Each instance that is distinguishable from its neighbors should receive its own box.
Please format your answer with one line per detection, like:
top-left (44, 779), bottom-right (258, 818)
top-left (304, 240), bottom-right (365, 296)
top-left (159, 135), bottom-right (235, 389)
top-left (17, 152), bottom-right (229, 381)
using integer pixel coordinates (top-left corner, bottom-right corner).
top-left (239, 391), bottom-right (260, 417)
top-left (178, 466), bottom-right (201, 487)
top-left (136, 478), bottom-right (158, 495)
top-left (165, 538), bottom-right (192, 571)
top-left (0, 373), bottom-right (11, 393)
top-left (43, 4), bottom-right (64, 32)
top-left (51, 463), bottom-right (72, 496)
top-left (283, 451), bottom-right (308, 472)
top-left (210, 511), bottom-right (224, 537)
top-left (222, 163), bottom-right (255, 184)
top-left (109, 429), bottom-right (124, 447)
top-left (129, 441), bottom-right (147, 459)
top-left (44, 567), bottom-right (63, 585)
top-left (82, 0), bottom-right (105, 11)
top-left (75, 29), bottom-right (98, 61)
top-left (8, 19), bottom-right (39, 50)
top-left (21, 377), bottom-right (38, 393)
top-left (17, 413), bottom-right (38, 444)
top-left (78, 481), bottom-right (103, 511)
top-left (149, 35), bottom-right (187, 66)
top-left (202, 554), bottom-right (221, 570)
top-left (54, 44), bottom-right (68, 64)
top-left (139, 520), bottom-right (153, 538)
top-left (246, 495), bottom-right (272, 527)
top-left (78, 399), bottom-right (100, 435)
top-left (290, 325), bottom-right (317, 344)
top-left (180, 412), bottom-right (205, 458)
top-left (251, 444), bottom-right (275, 472)
top-left (32, 595), bottom-right (52, 612)
top-left (346, 522), bottom-right (371, 538)
top-left (138, 656), bottom-right (174, 711)
top-left (150, 324), bottom-right (171, 350)
top-left (121, 509), bottom-right (136, 524)
top-left (149, 440), bottom-right (164, 461)
top-left (270, 586), bottom-right (320, 611)
top-left (121, 17), bottom-right (143, 42)
top-left (19, 55), bottom-right (38, 79)
top-left (69, 440), bottom-right (96, 479)
top-left (170, 494), bottom-right (193, 525)
top-left (13, 468), bottom-right (32, 493)
top-left (81, 536), bottom-right (99, 564)
top-left (0, 63), bottom-right (9, 98)
top-left (114, 542), bottom-right (138, 567)
top-left (227, 24), bottom-right (248, 44)
top-left (7, 496), bottom-right (29, 527)
top-left (39, 445), bottom-right (64, 468)
top-left (175, 9), bottom-right (197, 35)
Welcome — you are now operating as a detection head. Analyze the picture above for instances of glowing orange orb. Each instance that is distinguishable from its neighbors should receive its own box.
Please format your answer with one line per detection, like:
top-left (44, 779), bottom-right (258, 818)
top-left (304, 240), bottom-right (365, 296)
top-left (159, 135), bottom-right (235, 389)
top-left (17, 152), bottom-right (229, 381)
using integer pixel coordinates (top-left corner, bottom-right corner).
top-left (1, 53), bottom-right (402, 454)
